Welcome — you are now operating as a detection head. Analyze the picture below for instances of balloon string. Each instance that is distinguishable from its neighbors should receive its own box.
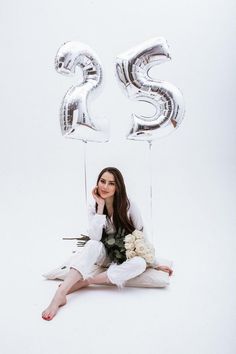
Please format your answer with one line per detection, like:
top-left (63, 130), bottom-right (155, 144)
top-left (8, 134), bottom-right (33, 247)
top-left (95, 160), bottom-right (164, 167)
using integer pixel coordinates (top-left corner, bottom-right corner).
top-left (83, 141), bottom-right (88, 210)
top-left (148, 140), bottom-right (153, 244)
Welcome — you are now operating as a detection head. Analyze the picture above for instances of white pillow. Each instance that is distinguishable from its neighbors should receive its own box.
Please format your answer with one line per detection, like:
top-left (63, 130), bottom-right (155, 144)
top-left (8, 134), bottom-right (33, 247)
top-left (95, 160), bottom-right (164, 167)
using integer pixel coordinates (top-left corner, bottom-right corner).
top-left (42, 258), bottom-right (172, 288)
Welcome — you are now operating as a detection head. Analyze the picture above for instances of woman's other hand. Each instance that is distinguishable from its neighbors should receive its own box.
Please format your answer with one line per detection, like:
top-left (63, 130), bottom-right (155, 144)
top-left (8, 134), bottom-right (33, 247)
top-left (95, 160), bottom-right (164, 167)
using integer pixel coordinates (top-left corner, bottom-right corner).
top-left (156, 265), bottom-right (173, 276)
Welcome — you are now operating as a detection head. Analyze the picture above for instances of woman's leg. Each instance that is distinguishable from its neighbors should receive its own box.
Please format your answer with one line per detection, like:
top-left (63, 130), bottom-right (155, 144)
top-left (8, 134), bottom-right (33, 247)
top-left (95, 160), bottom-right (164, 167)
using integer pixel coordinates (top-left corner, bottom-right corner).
top-left (42, 270), bottom-right (111, 320)
top-left (66, 257), bottom-right (146, 292)
top-left (42, 268), bottom-right (83, 321)
top-left (65, 257), bottom-right (147, 293)
top-left (107, 256), bottom-right (146, 288)
top-left (42, 240), bottom-right (107, 321)
top-left (65, 271), bottom-right (111, 294)
top-left (88, 271), bottom-right (111, 285)
top-left (64, 278), bottom-right (90, 294)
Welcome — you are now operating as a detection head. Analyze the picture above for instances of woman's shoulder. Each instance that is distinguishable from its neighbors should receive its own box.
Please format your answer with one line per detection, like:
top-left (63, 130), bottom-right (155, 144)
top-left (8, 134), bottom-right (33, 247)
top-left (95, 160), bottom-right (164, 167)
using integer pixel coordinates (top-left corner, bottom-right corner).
top-left (127, 197), bottom-right (143, 229)
top-left (127, 198), bottom-right (141, 214)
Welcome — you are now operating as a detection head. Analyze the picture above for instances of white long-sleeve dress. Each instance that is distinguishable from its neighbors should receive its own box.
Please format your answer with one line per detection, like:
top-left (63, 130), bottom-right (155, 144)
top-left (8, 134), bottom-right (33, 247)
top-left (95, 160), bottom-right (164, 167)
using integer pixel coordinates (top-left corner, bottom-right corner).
top-left (69, 200), bottom-right (160, 287)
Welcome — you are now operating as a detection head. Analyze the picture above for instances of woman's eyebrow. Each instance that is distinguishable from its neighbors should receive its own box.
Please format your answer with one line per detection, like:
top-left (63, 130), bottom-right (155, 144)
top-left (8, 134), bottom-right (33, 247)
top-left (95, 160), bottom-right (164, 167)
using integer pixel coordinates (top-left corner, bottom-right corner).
top-left (100, 178), bottom-right (115, 183)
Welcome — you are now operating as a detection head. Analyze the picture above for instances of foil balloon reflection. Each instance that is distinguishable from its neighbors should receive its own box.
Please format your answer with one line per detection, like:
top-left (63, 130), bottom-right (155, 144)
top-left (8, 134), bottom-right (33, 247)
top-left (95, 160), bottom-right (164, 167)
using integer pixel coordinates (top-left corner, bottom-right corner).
top-left (115, 37), bottom-right (185, 141)
top-left (55, 41), bottom-right (109, 142)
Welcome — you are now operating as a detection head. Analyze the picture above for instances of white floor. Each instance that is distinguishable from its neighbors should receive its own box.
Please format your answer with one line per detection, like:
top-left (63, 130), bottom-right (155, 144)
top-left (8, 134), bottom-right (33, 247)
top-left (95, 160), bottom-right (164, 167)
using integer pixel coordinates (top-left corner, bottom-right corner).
top-left (1, 161), bottom-right (235, 354)
top-left (1, 1), bottom-right (236, 352)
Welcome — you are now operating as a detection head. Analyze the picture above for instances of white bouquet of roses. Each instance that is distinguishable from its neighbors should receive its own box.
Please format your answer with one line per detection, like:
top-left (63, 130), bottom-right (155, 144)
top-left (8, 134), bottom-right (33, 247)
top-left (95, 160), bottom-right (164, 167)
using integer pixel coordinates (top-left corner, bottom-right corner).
top-left (124, 229), bottom-right (155, 265)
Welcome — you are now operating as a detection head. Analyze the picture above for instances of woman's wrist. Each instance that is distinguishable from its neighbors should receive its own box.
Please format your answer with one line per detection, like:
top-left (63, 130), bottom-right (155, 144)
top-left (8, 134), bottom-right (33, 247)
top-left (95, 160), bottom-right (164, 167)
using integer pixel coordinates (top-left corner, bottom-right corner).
top-left (97, 203), bottom-right (105, 215)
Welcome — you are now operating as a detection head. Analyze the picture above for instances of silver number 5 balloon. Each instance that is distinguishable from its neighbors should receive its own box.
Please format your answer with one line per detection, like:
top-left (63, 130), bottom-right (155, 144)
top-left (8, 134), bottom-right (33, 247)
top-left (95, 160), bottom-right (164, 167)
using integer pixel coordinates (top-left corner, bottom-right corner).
top-left (115, 37), bottom-right (185, 142)
top-left (55, 41), bottom-right (109, 142)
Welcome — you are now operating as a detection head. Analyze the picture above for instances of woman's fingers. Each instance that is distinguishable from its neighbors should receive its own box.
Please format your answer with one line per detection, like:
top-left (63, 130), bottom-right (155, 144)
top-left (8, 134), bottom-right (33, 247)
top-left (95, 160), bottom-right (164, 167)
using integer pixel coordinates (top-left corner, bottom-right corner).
top-left (157, 265), bottom-right (173, 276)
top-left (164, 266), bottom-right (173, 276)
top-left (167, 267), bottom-right (173, 276)
top-left (92, 187), bottom-right (99, 202)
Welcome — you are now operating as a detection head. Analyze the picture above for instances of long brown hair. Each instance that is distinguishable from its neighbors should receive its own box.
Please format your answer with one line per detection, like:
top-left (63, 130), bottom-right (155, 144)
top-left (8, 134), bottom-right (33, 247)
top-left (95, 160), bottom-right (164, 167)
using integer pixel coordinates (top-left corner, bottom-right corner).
top-left (96, 167), bottom-right (135, 234)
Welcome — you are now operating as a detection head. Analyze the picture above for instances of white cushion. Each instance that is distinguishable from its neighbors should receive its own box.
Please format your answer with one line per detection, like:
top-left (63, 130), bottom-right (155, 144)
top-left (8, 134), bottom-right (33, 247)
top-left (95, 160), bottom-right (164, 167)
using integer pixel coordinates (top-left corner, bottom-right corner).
top-left (42, 258), bottom-right (172, 288)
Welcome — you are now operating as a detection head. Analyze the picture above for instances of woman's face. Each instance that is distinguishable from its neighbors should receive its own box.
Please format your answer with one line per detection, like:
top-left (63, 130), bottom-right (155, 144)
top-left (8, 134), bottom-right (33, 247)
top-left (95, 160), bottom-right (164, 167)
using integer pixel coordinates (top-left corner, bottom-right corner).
top-left (97, 172), bottom-right (116, 199)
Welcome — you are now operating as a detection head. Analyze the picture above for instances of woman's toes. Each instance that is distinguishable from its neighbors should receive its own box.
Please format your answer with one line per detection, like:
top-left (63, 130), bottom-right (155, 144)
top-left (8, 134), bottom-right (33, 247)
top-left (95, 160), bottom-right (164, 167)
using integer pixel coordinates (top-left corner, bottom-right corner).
top-left (42, 309), bottom-right (51, 319)
top-left (42, 311), bottom-right (52, 320)
top-left (41, 293), bottom-right (66, 320)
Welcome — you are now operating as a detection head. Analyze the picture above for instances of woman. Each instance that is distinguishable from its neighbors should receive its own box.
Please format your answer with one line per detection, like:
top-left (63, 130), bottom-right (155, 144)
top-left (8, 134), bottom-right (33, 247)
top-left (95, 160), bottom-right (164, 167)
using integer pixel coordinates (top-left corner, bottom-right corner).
top-left (42, 167), bottom-right (173, 321)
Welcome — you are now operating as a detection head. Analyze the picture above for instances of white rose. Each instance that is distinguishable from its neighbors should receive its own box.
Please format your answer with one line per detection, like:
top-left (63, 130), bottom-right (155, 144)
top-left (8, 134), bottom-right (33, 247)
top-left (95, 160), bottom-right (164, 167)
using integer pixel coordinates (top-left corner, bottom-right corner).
top-left (148, 246), bottom-right (155, 257)
top-left (132, 230), bottom-right (144, 239)
top-left (125, 242), bottom-right (135, 250)
top-left (145, 240), bottom-right (154, 250)
top-left (135, 244), bottom-right (147, 255)
top-left (135, 239), bottom-right (145, 246)
top-left (126, 250), bottom-right (137, 259)
top-left (124, 234), bottom-right (136, 243)
top-left (138, 251), bottom-right (147, 258)
top-left (145, 253), bottom-right (154, 264)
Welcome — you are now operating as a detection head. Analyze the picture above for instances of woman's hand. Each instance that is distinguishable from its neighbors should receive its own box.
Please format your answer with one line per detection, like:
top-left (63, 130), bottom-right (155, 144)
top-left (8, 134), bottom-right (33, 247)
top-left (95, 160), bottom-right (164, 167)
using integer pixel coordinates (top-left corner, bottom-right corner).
top-left (92, 186), bottom-right (105, 207)
top-left (156, 265), bottom-right (173, 276)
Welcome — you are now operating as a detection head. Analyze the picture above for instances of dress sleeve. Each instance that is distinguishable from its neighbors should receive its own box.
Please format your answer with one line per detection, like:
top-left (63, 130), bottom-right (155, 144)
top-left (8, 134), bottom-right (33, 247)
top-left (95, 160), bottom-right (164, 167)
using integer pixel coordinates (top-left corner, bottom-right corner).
top-left (128, 200), bottom-right (144, 231)
top-left (87, 203), bottom-right (106, 241)
top-left (128, 200), bottom-right (160, 268)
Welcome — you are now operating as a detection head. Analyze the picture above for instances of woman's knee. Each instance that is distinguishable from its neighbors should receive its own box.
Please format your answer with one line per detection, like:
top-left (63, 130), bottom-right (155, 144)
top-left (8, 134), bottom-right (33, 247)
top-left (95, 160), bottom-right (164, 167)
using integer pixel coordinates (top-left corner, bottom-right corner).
top-left (107, 256), bottom-right (146, 288)
top-left (132, 256), bottom-right (146, 272)
top-left (83, 240), bottom-right (106, 264)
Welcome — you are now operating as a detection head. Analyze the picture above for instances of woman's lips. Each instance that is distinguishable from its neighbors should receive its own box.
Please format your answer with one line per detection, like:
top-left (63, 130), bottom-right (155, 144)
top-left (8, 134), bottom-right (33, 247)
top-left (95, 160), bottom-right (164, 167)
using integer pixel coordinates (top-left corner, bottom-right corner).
top-left (100, 190), bottom-right (109, 196)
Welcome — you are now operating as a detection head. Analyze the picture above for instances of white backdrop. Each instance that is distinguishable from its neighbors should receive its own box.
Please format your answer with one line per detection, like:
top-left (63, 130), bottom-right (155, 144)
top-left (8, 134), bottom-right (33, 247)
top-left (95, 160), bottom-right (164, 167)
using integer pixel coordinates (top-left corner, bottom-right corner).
top-left (1, 0), bottom-right (235, 353)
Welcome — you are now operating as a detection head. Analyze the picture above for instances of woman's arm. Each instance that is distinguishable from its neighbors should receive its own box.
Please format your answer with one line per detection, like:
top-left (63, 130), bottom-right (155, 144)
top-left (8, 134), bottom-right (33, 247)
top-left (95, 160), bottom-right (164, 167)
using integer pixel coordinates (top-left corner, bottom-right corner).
top-left (128, 200), bottom-right (144, 232)
top-left (87, 203), bottom-right (106, 241)
top-left (87, 187), bottom-right (107, 241)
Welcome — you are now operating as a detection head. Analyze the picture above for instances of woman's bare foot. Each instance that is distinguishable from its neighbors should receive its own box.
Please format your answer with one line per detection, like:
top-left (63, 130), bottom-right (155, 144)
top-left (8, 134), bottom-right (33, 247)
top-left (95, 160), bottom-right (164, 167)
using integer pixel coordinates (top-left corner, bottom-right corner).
top-left (42, 291), bottom-right (67, 321)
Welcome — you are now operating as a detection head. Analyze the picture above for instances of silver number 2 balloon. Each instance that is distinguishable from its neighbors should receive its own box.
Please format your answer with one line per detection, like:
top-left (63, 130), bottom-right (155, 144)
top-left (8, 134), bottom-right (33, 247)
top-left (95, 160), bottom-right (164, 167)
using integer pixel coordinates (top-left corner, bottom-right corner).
top-left (55, 41), bottom-right (109, 142)
top-left (115, 37), bottom-right (185, 142)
